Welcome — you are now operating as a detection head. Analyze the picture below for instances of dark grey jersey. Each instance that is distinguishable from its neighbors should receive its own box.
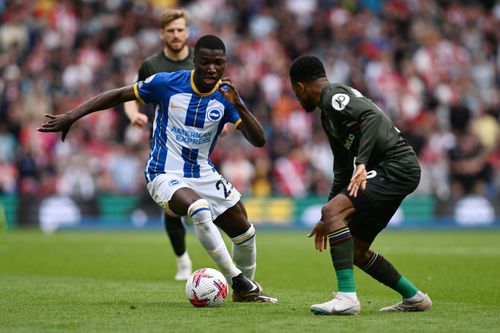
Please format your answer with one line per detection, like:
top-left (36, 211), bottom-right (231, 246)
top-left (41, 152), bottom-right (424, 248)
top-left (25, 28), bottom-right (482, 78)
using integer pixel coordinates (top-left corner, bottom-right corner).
top-left (136, 48), bottom-right (194, 82)
top-left (319, 84), bottom-right (420, 198)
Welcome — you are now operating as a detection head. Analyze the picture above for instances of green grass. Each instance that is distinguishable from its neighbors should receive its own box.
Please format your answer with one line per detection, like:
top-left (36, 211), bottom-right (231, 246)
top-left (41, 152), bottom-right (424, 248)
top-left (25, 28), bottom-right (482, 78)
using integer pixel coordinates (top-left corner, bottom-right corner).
top-left (1, 229), bottom-right (500, 333)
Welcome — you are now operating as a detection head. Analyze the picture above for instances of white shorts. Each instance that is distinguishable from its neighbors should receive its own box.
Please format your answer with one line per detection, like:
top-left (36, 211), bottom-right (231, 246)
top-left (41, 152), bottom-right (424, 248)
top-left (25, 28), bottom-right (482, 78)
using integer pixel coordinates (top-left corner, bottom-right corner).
top-left (146, 171), bottom-right (241, 220)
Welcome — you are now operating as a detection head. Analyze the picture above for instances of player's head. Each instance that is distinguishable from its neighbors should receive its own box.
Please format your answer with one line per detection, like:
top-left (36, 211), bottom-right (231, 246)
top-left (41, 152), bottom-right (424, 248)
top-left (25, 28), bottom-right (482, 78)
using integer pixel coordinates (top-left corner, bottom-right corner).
top-left (159, 8), bottom-right (189, 53)
top-left (289, 55), bottom-right (327, 112)
top-left (193, 35), bottom-right (227, 92)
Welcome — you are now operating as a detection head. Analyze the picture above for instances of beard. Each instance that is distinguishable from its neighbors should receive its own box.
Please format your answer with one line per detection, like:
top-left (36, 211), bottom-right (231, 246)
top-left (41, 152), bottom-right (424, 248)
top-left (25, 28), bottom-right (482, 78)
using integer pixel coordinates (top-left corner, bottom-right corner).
top-left (300, 99), bottom-right (316, 112)
top-left (165, 39), bottom-right (187, 53)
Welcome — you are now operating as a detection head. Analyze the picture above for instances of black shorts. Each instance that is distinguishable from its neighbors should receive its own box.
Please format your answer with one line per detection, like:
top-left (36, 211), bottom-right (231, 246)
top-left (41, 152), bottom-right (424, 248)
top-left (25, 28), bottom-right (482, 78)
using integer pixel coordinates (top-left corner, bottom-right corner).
top-left (340, 165), bottom-right (420, 243)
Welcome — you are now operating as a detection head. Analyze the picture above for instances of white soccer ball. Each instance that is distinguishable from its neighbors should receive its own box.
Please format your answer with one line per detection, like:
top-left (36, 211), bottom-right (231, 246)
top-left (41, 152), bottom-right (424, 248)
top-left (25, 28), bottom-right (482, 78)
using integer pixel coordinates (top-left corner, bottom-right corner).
top-left (185, 268), bottom-right (228, 307)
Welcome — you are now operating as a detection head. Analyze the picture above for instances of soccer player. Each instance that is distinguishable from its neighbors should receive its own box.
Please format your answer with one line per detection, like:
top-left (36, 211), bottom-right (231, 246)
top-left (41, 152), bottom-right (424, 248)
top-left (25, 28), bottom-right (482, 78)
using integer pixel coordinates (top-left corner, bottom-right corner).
top-left (289, 55), bottom-right (431, 315)
top-left (38, 35), bottom-right (277, 303)
top-left (124, 8), bottom-right (194, 281)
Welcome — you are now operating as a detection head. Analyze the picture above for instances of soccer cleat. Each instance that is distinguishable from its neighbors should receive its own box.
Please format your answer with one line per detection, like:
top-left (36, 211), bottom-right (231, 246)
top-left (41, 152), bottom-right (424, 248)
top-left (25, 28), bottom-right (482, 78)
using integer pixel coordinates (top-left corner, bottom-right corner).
top-left (174, 255), bottom-right (192, 281)
top-left (310, 294), bottom-right (361, 315)
top-left (231, 273), bottom-right (278, 303)
top-left (379, 293), bottom-right (432, 312)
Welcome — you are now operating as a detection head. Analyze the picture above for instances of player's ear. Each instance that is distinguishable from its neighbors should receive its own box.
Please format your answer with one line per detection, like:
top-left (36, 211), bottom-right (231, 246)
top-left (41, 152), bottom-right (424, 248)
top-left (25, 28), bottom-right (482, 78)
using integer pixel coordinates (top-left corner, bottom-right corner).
top-left (297, 82), bottom-right (306, 94)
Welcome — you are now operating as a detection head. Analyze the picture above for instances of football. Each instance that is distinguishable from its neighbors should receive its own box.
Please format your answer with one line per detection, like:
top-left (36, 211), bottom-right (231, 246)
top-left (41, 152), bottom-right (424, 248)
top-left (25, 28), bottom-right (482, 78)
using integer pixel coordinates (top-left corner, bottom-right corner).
top-left (185, 268), bottom-right (228, 307)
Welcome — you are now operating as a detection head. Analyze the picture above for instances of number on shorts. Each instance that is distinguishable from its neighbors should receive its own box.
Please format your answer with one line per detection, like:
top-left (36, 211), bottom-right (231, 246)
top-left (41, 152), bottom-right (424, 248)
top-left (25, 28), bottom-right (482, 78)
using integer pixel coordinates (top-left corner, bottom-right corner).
top-left (216, 177), bottom-right (233, 199)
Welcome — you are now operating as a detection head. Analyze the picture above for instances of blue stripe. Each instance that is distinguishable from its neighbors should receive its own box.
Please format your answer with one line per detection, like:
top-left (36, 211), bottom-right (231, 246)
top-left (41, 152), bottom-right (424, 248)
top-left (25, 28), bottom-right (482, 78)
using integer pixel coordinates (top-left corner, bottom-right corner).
top-left (185, 95), bottom-right (206, 128)
top-left (207, 159), bottom-right (216, 172)
top-left (190, 207), bottom-right (210, 217)
top-left (234, 233), bottom-right (256, 245)
top-left (182, 147), bottom-right (200, 178)
top-left (147, 102), bottom-right (168, 178)
top-left (157, 100), bottom-right (168, 172)
top-left (209, 121), bottom-right (226, 155)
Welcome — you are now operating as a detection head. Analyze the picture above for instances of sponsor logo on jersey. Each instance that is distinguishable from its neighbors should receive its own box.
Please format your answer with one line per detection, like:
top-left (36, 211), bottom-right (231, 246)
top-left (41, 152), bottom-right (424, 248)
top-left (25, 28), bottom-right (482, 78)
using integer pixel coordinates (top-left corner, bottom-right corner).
top-left (171, 126), bottom-right (212, 145)
top-left (344, 133), bottom-right (355, 150)
top-left (331, 93), bottom-right (350, 111)
top-left (207, 107), bottom-right (223, 122)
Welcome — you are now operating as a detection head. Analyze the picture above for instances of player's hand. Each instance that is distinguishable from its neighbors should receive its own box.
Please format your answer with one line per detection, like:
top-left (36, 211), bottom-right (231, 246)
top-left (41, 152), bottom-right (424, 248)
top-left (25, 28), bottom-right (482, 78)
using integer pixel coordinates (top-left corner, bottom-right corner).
top-left (348, 163), bottom-right (367, 198)
top-left (37, 113), bottom-right (75, 142)
top-left (307, 220), bottom-right (328, 252)
top-left (218, 77), bottom-right (242, 106)
top-left (130, 113), bottom-right (148, 128)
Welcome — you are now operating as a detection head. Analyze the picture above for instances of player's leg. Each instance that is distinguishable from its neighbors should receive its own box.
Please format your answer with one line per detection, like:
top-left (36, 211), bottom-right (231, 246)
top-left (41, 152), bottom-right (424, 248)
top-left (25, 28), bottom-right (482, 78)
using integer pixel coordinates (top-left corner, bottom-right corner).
top-left (348, 165), bottom-right (431, 312)
top-left (168, 187), bottom-right (243, 282)
top-left (163, 212), bottom-right (192, 281)
top-left (215, 201), bottom-right (256, 279)
top-left (215, 201), bottom-right (277, 303)
top-left (352, 236), bottom-right (431, 312)
top-left (147, 175), bottom-right (241, 283)
top-left (310, 194), bottom-right (361, 315)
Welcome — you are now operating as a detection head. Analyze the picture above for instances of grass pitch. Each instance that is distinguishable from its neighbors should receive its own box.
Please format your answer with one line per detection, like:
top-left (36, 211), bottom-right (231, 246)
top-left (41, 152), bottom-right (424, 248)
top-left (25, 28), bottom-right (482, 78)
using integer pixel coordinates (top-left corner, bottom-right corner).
top-left (1, 229), bottom-right (499, 333)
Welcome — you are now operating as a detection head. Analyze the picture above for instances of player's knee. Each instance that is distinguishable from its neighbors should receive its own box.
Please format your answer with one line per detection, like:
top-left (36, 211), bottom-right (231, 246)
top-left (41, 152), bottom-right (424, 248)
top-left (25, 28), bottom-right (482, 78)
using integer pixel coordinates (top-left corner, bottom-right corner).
top-left (187, 199), bottom-right (212, 225)
top-left (353, 248), bottom-right (372, 267)
top-left (321, 205), bottom-right (347, 229)
top-left (231, 224), bottom-right (256, 246)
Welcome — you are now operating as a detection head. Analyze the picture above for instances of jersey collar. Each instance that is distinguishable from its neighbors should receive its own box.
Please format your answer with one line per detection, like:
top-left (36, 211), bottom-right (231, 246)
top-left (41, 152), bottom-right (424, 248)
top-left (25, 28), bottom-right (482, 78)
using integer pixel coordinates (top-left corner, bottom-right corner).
top-left (190, 70), bottom-right (220, 96)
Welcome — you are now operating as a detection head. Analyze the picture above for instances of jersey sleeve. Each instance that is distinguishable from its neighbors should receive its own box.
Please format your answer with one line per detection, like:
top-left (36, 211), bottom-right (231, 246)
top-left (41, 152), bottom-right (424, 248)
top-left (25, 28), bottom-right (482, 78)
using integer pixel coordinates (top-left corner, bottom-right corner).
top-left (133, 73), bottom-right (166, 105)
top-left (329, 86), bottom-right (383, 166)
top-left (224, 102), bottom-right (241, 128)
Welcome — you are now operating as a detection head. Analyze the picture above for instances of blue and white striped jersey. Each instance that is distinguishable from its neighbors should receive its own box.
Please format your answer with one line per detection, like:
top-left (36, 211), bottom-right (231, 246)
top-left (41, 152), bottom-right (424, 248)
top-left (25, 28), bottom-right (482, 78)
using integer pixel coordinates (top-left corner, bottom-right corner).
top-left (133, 70), bottom-right (241, 182)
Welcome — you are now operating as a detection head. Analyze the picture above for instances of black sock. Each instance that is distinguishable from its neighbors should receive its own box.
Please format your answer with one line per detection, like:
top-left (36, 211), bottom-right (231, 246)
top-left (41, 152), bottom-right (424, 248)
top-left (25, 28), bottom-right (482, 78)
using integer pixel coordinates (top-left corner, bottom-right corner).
top-left (164, 214), bottom-right (186, 256)
top-left (328, 226), bottom-right (356, 292)
top-left (359, 252), bottom-right (401, 288)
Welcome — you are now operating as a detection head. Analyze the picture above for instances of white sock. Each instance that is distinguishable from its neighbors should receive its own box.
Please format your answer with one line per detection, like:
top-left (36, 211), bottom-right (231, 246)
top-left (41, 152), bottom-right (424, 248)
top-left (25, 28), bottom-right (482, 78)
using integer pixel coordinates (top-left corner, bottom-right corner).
top-left (188, 199), bottom-right (240, 281)
top-left (336, 292), bottom-right (358, 301)
top-left (231, 224), bottom-right (257, 280)
top-left (176, 252), bottom-right (191, 265)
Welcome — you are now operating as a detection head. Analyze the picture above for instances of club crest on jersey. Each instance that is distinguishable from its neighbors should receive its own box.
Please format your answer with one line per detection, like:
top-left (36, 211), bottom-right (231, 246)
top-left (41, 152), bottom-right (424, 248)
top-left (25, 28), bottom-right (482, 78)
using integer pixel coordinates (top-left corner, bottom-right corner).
top-left (332, 93), bottom-right (350, 111)
top-left (169, 179), bottom-right (180, 186)
top-left (207, 107), bottom-right (223, 122)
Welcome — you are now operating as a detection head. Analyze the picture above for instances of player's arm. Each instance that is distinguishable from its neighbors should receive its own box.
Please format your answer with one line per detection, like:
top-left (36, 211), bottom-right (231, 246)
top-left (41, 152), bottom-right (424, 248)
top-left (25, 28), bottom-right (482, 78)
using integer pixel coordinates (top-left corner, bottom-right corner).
top-left (38, 86), bottom-right (137, 141)
top-left (327, 135), bottom-right (354, 200)
top-left (124, 100), bottom-right (148, 128)
top-left (218, 78), bottom-right (265, 147)
top-left (123, 63), bottom-right (151, 128)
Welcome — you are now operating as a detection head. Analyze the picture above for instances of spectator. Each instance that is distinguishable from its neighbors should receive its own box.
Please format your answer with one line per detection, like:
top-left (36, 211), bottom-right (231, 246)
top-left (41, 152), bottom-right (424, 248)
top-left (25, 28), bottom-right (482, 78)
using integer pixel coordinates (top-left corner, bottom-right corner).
top-left (0, 0), bottom-right (497, 223)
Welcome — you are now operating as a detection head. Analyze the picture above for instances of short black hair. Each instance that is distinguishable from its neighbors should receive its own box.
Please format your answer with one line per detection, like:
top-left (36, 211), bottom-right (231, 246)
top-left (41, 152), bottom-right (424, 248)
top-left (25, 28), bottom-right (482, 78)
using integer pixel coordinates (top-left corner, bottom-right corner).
top-left (289, 55), bottom-right (327, 84)
top-left (194, 35), bottom-right (226, 56)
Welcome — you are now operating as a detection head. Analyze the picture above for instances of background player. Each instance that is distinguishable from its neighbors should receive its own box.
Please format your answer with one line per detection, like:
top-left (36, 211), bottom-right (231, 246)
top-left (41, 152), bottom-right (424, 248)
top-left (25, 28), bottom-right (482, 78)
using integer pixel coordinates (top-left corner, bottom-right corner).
top-left (38, 35), bottom-right (277, 303)
top-left (289, 55), bottom-right (431, 315)
top-left (123, 8), bottom-right (194, 281)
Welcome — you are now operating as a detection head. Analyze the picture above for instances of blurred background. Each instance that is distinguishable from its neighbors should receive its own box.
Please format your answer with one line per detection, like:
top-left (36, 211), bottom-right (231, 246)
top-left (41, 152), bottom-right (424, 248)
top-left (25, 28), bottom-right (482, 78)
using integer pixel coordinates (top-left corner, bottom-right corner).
top-left (0, 0), bottom-right (499, 232)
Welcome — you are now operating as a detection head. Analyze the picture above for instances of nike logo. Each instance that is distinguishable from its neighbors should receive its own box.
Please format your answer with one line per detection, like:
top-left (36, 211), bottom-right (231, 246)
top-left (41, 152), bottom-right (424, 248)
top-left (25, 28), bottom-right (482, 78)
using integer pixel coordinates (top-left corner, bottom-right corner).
top-left (170, 102), bottom-right (184, 109)
top-left (247, 280), bottom-right (259, 292)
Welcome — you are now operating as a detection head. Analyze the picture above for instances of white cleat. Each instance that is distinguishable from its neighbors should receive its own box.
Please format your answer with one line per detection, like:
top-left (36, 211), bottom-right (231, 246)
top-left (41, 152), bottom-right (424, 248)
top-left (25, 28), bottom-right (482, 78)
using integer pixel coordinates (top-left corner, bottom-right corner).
top-left (380, 293), bottom-right (432, 312)
top-left (310, 294), bottom-right (361, 316)
top-left (174, 254), bottom-right (192, 281)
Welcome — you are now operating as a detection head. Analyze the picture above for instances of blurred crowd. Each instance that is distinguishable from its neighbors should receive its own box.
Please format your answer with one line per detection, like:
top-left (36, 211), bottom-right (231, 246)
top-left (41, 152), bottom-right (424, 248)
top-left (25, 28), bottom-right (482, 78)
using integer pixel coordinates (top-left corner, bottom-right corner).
top-left (1, 0), bottom-right (499, 212)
